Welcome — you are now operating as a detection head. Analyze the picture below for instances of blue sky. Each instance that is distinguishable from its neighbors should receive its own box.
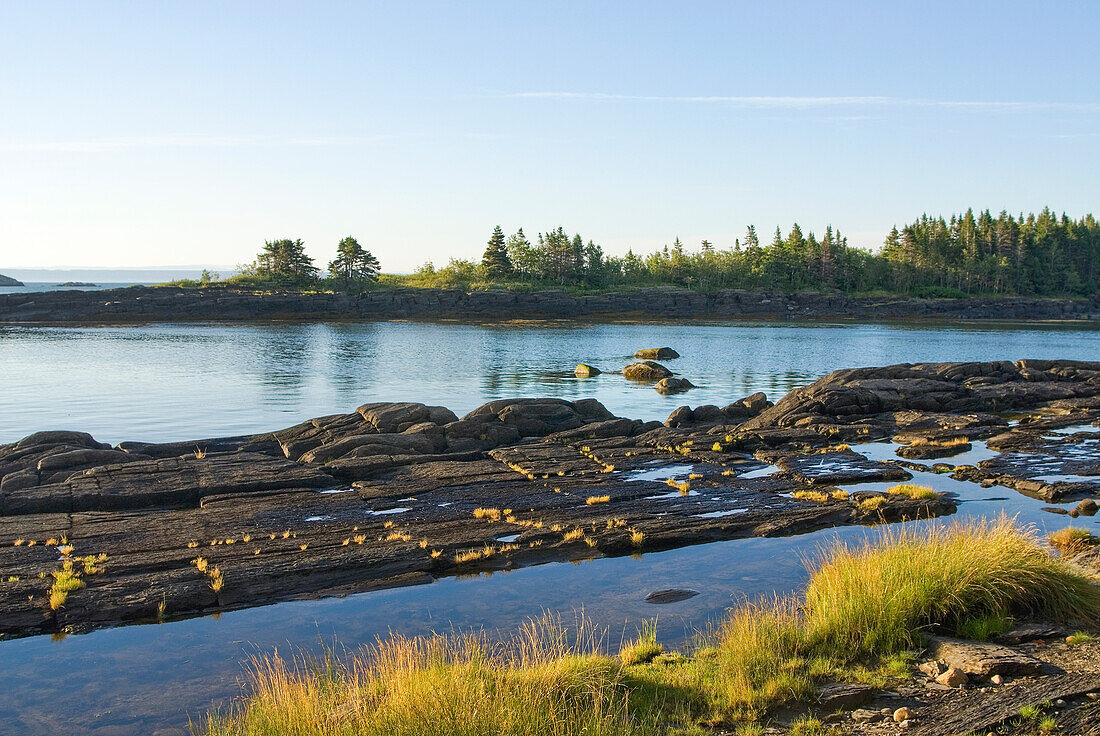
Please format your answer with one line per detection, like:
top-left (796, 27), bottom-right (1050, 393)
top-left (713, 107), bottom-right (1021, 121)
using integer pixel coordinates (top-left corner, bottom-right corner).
top-left (1, 1), bottom-right (1098, 271)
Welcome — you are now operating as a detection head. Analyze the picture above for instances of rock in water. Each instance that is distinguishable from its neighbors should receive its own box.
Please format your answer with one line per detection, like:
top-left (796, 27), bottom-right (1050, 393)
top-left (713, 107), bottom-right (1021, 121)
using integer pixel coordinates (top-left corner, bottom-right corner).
top-left (622, 361), bottom-right (672, 381)
top-left (644, 588), bottom-right (698, 604)
top-left (634, 347), bottom-right (679, 360)
top-left (654, 377), bottom-right (695, 395)
top-left (574, 363), bottom-right (601, 377)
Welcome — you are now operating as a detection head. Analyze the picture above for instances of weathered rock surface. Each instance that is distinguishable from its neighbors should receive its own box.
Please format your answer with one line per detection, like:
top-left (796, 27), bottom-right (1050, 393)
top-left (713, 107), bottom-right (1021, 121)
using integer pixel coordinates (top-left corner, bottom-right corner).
top-left (0, 273), bottom-right (22, 287)
top-left (622, 361), bottom-right (672, 381)
top-left (5, 359), bottom-right (1099, 641)
top-left (654, 377), bottom-right (695, 395)
top-left (634, 347), bottom-right (679, 360)
top-left (930, 636), bottom-right (1049, 678)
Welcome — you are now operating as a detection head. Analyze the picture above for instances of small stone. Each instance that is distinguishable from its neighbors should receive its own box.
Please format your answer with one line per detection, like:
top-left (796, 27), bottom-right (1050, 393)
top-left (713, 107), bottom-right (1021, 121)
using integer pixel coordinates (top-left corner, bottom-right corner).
top-left (1076, 499), bottom-right (1098, 516)
top-left (1087, 692), bottom-right (1100, 701)
top-left (1055, 699), bottom-right (1066, 707)
top-left (936, 666), bottom-right (969, 688)
top-left (1070, 509), bottom-right (1081, 518)
top-left (991, 674), bottom-right (1004, 685)
top-left (893, 707), bottom-right (912, 722)
top-left (851, 708), bottom-right (878, 723)
top-left (573, 364), bottom-right (601, 377)
top-left (899, 720), bottom-right (911, 729)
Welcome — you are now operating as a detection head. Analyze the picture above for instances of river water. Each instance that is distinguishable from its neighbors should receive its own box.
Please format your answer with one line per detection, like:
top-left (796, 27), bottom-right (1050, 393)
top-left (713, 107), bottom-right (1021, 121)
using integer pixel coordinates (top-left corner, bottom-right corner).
top-left (1, 319), bottom-right (1100, 734)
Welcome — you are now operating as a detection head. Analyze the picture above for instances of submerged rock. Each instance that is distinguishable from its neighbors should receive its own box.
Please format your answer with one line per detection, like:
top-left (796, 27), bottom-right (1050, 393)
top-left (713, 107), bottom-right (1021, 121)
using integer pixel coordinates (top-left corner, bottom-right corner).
top-left (644, 588), bottom-right (699, 604)
top-left (634, 347), bottom-right (680, 360)
top-left (654, 377), bottom-right (695, 395)
top-left (574, 363), bottom-right (601, 377)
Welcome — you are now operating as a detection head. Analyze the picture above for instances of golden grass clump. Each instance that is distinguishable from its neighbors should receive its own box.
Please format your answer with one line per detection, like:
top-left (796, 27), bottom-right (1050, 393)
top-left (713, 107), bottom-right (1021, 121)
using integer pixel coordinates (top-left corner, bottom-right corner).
top-left (473, 507), bottom-right (502, 521)
top-left (909, 435), bottom-right (970, 447)
top-left (586, 495), bottom-right (611, 505)
top-left (48, 561), bottom-right (85, 610)
top-left (887, 484), bottom-right (940, 501)
top-left (665, 478), bottom-right (691, 494)
top-left (1049, 527), bottom-right (1098, 555)
top-left (199, 615), bottom-right (662, 736)
top-left (791, 490), bottom-right (830, 503)
top-left (630, 529), bottom-right (645, 547)
top-left (562, 529), bottom-right (585, 543)
top-left (859, 496), bottom-right (887, 511)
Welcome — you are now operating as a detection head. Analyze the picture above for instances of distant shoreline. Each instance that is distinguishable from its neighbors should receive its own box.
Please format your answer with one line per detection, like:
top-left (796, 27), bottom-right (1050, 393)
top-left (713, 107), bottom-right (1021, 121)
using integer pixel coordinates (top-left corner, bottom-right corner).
top-left (1, 284), bottom-right (1099, 325)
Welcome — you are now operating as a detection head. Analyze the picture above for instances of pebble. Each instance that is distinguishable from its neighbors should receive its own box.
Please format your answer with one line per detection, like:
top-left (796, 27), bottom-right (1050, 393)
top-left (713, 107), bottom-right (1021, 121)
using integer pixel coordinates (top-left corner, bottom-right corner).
top-left (899, 720), bottom-right (911, 729)
top-left (893, 707), bottom-right (912, 722)
top-left (991, 674), bottom-right (1004, 685)
top-left (936, 666), bottom-right (969, 688)
top-left (1087, 692), bottom-right (1100, 701)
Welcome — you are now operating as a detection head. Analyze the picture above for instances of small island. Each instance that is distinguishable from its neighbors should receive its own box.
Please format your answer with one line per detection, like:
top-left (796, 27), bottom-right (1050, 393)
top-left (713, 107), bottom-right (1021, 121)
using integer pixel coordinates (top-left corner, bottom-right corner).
top-left (0, 273), bottom-right (24, 287)
top-left (56, 282), bottom-right (98, 287)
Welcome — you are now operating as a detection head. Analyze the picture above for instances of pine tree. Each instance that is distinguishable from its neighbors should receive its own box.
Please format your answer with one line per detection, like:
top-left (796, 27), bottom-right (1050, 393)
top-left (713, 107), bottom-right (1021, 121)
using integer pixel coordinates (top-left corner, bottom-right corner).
top-left (255, 238), bottom-right (318, 284)
top-left (744, 225), bottom-right (760, 250)
top-left (327, 236), bottom-right (379, 287)
top-left (481, 225), bottom-right (512, 280)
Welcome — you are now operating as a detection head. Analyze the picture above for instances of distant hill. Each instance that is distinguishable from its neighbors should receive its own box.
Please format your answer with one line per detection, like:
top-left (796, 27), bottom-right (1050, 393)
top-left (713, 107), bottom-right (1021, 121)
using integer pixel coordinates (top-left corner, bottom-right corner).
top-left (0, 273), bottom-right (24, 287)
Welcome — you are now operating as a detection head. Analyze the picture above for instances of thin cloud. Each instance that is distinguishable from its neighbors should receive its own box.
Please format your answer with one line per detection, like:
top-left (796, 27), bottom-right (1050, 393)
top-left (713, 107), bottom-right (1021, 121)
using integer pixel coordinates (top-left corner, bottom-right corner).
top-left (0, 134), bottom-right (401, 153)
top-left (508, 92), bottom-right (1100, 112)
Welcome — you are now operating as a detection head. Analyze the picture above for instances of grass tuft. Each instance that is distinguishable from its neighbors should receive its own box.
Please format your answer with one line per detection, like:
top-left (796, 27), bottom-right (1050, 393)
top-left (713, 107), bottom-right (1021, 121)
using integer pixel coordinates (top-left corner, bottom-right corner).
top-left (619, 621), bottom-right (663, 666)
top-left (586, 495), bottom-right (611, 505)
top-left (887, 484), bottom-right (940, 500)
top-left (1049, 527), bottom-right (1098, 554)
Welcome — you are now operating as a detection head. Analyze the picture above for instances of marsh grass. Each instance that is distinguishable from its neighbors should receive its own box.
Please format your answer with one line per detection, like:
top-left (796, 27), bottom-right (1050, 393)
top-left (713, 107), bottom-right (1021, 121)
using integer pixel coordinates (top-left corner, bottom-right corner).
top-left (199, 616), bottom-right (665, 736)
top-left (1049, 527), bottom-right (1098, 554)
top-left (586, 496), bottom-right (611, 505)
top-left (201, 517), bottom-right (1100, 732)
top-left (791, 490), bottom-right (831, 503)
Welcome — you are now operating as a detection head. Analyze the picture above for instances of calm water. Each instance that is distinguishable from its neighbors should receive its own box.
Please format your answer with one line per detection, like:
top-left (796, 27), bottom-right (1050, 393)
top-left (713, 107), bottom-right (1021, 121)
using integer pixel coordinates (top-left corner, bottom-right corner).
top-left (2, 319), bottom-right (1100, 734)
top-left (3, 320), bottom-right (1100, 444)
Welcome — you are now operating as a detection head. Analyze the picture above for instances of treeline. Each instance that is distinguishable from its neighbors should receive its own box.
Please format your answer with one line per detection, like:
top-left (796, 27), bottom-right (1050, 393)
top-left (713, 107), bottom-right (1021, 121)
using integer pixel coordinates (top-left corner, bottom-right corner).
top-left (409, 209), bottom-right (1099, 297)
top-left (172, 237), bottom-right (382, 290)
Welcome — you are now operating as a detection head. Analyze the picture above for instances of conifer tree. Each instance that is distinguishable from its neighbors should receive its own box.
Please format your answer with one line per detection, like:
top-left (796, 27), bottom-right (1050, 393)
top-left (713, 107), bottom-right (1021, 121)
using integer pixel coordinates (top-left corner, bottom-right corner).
top-left (327, 236), bottom-right (380, 287)
top-left (481, 225), bottom-right (512, 280)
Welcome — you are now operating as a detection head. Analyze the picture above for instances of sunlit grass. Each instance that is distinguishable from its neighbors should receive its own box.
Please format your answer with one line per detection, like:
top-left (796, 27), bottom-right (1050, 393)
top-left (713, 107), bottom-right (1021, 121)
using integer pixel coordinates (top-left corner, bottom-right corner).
top-left (1049, 527), bottom-right (1097, 555)
top-left (887, 484), bottom-right (940, 501)
top-left (586, 496), bottom-right (611, 505)
top-left (201, 517), bottom-right (1100, 731)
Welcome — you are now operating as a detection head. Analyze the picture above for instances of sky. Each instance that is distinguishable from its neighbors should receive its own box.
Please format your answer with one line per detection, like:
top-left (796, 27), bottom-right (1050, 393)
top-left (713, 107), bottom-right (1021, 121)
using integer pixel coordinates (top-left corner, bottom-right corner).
top-left (1, 1), bottom-right (1098, 272)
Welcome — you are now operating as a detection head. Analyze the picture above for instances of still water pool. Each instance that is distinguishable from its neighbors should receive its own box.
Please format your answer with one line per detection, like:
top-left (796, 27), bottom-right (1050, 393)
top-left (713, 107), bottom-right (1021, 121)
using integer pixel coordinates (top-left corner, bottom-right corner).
top-left (1, 319), bottom-right (1099, 734)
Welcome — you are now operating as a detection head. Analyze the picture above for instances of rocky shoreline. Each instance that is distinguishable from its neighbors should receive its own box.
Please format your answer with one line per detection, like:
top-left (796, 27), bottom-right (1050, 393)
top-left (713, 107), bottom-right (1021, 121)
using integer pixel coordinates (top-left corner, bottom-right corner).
top-left (2, 359), bottom-right (1100, 641)
top-left (2, 285), bottom-right (1099, 323)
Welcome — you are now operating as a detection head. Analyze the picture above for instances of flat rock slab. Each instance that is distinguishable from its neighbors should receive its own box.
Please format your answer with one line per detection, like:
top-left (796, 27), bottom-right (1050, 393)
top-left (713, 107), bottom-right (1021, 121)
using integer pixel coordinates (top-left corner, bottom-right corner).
top-left (909, 672), bottom-right (1100, 736)
top-left (997, 623), bottom-right (1071, 645)
top-left (777, 451), bottom-right (911, 485)
top-left (644, 588), bottom-right (699, 604)
top-left (930, 636), bottom-right (1049, 677)
top-left (816, 682), bottom-right (875, 710)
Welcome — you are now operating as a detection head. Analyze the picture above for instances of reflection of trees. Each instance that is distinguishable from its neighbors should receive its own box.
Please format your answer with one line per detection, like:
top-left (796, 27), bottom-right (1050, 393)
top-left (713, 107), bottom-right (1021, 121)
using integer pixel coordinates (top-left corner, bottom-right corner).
top-left (250, 326), bottom-right (317, 404)
top-left (323, 324), bottom-right (378, 400)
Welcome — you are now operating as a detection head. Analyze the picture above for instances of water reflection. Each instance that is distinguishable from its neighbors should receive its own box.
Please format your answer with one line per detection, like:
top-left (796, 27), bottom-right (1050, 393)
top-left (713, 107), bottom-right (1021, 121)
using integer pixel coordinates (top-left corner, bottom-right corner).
top-left (3, 320), bottom-right (1100, 444)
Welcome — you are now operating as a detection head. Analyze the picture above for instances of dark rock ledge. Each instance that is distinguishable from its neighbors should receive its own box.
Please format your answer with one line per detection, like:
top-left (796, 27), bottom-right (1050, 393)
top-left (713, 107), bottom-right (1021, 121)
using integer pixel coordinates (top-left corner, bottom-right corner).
top-left (2, 285), bottom-right (1100, 323)
top-left (2, 359), bottom-right (1099, 639)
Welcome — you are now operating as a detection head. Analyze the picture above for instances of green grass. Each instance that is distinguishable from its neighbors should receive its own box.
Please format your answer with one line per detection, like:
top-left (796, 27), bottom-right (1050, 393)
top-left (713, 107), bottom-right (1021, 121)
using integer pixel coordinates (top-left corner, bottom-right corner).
top-left (1067, 631), bottom-right (1094, 644)
top-left (619, 621), bottom-right (663, 666)
top-left (199, 517), bottom-right (1100, 733)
